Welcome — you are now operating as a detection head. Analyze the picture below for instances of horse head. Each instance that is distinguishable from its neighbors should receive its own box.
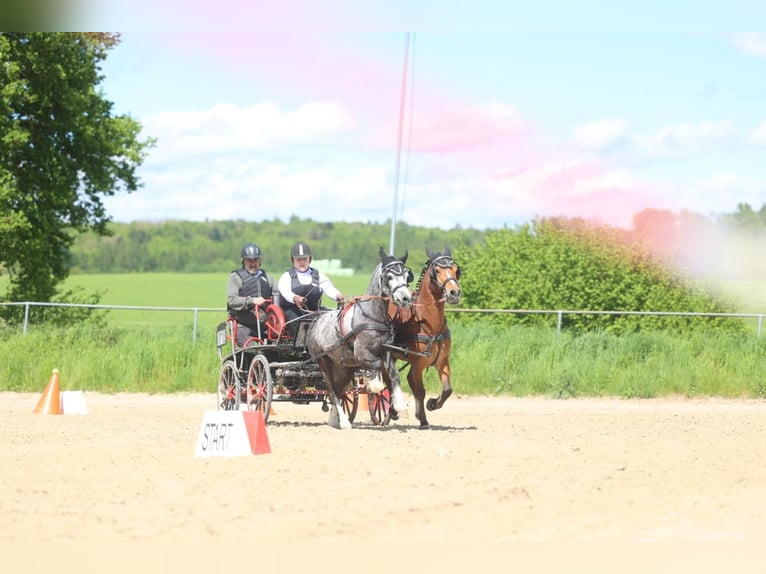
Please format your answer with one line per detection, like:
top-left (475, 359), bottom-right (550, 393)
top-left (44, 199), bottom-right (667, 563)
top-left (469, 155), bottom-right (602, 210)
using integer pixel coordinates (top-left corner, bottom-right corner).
top-left (378, 246), bottom-right (413, 308)
top-left (425, 245), bottom-right (462, 305)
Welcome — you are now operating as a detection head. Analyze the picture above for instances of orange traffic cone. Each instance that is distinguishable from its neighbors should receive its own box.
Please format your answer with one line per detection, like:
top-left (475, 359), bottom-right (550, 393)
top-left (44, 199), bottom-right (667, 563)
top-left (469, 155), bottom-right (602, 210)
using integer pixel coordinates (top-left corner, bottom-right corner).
top-left (34, 369), bottom-right (62, 415)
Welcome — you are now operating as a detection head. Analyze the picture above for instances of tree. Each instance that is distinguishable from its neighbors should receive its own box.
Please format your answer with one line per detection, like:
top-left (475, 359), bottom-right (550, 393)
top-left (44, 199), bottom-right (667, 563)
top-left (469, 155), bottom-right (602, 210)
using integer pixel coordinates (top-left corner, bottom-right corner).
top-left (458, 217), bottom-right (744, 334)
top-left (0, 33), bottom-right (153, 313)
top-left (722, 202), bottom-right (766, 234)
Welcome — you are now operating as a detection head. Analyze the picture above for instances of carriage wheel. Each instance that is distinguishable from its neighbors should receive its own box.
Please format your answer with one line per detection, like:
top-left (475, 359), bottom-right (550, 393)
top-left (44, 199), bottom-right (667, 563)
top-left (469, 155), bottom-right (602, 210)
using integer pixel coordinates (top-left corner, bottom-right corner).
top-left (217, 360), bottom-right (241, 411)
top-left (245, 354), bottom-right (273, 423)
top-left (340, 386), bottom-right (359, 423)
top-left (368, 387), bottom-right (392, 426)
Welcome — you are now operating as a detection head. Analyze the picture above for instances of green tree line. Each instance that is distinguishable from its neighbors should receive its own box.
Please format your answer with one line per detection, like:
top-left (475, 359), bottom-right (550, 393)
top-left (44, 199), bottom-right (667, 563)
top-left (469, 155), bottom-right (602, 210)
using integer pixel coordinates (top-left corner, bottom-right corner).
top-left (66, 202), bottom-right (766, 278)
top-left (68, 216), bottom-right (487, 274)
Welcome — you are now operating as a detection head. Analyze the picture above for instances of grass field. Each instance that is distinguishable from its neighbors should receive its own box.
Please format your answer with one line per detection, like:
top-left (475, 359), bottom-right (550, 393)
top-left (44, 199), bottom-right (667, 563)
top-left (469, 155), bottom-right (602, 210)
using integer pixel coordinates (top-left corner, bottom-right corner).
top-left (1, 273), bottom-right (764, 397)
top-left (61, 272), bottom-right (371, 309)
top-left (53, 272), bottom-right (373, 331)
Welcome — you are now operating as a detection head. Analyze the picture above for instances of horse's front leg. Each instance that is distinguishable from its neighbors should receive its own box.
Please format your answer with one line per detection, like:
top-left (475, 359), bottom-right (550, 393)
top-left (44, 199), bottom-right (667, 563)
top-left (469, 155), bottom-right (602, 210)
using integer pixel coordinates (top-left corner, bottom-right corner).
top-left (426, 354), bottom-right (453, 412)
top-left (407, 363), bottom-right (430, 428)
top-left (354, 335), bottom-right (386, 393)
top-left (318, 358), bottom-right (353, 430)
top-left (326, 390), bottom-right (353, 429)
top-left (382, 353), bottom-right (408, 418)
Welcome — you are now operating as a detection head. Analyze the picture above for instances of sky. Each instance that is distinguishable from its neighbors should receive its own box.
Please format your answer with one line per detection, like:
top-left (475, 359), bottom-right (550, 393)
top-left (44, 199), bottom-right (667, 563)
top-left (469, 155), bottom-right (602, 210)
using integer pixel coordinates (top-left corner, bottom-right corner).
top-left (71, 6), bottom-right (766, 231)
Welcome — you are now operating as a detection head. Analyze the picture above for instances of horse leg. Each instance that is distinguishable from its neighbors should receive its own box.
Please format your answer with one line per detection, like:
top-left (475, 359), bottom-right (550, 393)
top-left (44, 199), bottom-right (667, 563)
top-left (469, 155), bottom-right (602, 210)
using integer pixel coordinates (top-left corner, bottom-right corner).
top-left (407, 362), bottom-right (430, 429)
top-left (365, 365), bottom-right (386, 394)
top-left (353, 335), bottom-right (386, 393)
top-left (382, 354), bottom-right (408, 418)
top-left (326, 394), bottom-right (351, 429)
top-left (426, 355), bottom-right (453, 413)
top-left (318, 358), bottom-right (353, 430)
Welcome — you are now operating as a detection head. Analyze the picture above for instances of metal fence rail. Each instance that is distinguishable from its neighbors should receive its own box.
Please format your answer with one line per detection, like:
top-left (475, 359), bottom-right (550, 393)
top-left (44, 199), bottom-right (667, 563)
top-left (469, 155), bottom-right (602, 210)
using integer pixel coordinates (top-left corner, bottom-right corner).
top-left (448, 308), bottom-right (764, 338)
top-left (1, 302), bottom-right (763, 341)
top-left (0, 301), bottom-right (223, 343)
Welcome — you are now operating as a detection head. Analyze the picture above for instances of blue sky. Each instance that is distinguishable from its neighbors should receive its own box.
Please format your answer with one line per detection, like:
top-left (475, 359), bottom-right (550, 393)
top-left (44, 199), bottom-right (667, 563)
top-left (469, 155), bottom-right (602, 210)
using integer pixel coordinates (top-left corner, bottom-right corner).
top-left (88, 21), bottom-right (766, 230)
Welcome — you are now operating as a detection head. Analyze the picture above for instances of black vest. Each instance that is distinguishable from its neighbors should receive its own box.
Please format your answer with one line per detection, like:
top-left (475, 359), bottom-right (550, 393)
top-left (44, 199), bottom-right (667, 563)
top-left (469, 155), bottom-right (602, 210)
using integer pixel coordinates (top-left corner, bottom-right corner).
top-left (228, 268), bottom-right (273, 326)
top-left (280, 267), bottom-right (322, 313)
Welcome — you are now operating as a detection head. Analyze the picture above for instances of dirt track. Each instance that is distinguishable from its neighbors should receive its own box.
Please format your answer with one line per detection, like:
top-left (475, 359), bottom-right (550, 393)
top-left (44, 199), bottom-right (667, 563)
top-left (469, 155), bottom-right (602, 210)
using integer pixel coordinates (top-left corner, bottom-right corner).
top-left (2, 392), bottom-right (765, 570)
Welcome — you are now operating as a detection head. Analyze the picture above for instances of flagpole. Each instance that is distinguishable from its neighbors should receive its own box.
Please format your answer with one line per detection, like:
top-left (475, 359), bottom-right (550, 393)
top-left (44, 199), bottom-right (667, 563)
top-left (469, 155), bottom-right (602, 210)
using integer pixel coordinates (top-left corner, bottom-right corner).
top-left (390, 32), bottom-right (410, 254)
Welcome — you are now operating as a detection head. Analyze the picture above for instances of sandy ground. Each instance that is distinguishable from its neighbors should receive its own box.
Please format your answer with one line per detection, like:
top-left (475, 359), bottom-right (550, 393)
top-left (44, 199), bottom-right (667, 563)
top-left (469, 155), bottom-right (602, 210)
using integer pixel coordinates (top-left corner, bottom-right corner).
top-left (2, 391), bottom-right (766, 571)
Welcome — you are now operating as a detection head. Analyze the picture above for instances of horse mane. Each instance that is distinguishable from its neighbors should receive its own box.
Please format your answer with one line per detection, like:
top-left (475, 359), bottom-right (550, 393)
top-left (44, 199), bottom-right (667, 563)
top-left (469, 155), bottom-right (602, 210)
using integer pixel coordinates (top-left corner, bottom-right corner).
top-left (366, 263), bottom-right (383, 295)
top-left (414, 260), bottom-right (430, 294)
top-left (413, 251), bottom-right (446, 295)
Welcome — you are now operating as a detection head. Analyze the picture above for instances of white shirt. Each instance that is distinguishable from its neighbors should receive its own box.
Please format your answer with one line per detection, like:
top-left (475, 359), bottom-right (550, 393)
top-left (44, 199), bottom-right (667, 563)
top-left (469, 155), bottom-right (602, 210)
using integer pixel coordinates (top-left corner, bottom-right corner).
top-left (277, 267), bottom-right (341, 304)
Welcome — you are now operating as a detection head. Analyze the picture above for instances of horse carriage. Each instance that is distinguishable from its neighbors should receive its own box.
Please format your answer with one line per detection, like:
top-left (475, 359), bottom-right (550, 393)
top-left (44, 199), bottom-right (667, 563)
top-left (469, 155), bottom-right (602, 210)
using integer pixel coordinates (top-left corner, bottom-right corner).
top-left (215, 304), bottom-right (383, 424)
top-left (214, 246), bottom-right (462, 429)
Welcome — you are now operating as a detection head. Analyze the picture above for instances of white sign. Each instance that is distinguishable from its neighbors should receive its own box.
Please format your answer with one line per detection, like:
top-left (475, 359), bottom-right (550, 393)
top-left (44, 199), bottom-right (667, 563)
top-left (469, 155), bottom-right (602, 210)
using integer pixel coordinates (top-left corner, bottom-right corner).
top-left (194, 410), bottom-right (271, 457)
top-left (61, 391), bottom-right (88, 415)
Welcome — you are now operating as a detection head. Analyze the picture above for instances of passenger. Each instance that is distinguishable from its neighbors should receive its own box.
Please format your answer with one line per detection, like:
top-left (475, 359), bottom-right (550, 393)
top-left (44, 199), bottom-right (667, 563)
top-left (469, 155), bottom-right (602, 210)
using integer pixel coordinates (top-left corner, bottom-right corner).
top-left (226, 242), bottom-right (276, 346)
top-left (278, 241), bottom-right (345, 323)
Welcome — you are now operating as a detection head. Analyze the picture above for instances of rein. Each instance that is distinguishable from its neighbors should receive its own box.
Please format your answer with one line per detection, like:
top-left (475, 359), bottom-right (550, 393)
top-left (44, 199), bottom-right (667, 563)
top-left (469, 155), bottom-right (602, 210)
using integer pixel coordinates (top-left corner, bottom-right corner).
top-left (386, 329), bottom-right (450, 358)
top-left (337, 295), bottom-right (392, 344)
top-left (332, 259), bottom-right (411, 348)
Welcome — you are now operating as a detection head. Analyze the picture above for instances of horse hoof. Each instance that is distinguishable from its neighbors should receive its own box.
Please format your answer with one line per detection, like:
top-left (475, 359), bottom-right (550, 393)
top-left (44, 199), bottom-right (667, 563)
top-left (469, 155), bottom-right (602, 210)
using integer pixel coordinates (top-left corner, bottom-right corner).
top-left (392, 399), bottom-right (409, 418)
top-left (328, 419), bottom-right (352, 430)
top-left (419, 423), bottom-right (431, 430)
top-left (390, 408), bottom-right (399, 421)
top-left (426, 398), bottom-right (438, 411)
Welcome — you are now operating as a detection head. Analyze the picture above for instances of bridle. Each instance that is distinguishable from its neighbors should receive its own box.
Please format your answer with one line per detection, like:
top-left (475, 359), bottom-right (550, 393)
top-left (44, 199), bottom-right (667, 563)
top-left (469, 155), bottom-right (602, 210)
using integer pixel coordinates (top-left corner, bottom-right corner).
top-left (380, 260), bottom-right (413, 301)
top-left (428, 255), bottom-right (461, 296)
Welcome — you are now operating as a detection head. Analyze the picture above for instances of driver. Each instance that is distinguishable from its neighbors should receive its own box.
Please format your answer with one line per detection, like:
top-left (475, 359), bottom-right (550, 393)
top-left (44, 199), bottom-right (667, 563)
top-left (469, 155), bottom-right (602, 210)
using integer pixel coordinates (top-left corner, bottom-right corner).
top-left (277, 241), bottom-right (344, 322)
top-left (226, 242), bottom-right (276, 346)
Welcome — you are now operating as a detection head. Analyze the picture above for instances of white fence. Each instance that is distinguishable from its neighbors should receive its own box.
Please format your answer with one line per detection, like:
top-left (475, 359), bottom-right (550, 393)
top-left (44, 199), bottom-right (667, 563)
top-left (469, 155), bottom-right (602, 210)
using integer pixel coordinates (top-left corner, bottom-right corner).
top-left (2, 301), bottom-right (763, 342)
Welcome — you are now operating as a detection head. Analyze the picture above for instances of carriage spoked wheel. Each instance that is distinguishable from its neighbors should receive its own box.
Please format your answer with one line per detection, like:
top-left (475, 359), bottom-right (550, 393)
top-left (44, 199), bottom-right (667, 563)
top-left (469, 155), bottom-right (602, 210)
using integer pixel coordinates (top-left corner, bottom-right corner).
top-left (217, 360), bottom-right (241, 411)
top-left (245, 354), bottom-right (273, 423)
top-left (340, 385), bottom-right (359, 423)
top-left (368, 387), bottom-right (392, 426)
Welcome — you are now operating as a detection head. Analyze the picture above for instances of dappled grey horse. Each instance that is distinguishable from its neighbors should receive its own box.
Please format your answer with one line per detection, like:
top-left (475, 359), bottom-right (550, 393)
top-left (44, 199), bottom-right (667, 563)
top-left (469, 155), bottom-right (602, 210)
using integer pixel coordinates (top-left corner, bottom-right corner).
top-left (307, 247), bottom-right (413, 429)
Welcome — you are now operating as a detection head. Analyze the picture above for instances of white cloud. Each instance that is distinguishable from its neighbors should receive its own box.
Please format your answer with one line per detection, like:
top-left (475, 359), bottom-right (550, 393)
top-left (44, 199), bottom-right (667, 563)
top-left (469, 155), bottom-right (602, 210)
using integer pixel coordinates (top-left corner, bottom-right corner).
top-left (103, 99), bottom-right (763, 229)
top-left (573, 118), bottom-right (629, 151)
top-left (571, 169), bottom-right (638, 196)
top-left (731, 33), bottom-right (766, 58)
top-left (680, 173), bottom-right (764, 215)
top-left (748, 121), bottom-right (766, 145)
top-left (633, 121), bottom-right (737, 158)
top-left (141, 102), bottom-right (355, 163)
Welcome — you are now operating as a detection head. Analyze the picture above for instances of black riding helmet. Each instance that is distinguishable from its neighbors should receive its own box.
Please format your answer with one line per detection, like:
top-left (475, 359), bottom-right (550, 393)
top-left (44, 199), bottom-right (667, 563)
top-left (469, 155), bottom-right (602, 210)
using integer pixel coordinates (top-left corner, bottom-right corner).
top-left (240, 242), bottom-right (262, 260)
top-left (290, 241), bottom-right (312, 262)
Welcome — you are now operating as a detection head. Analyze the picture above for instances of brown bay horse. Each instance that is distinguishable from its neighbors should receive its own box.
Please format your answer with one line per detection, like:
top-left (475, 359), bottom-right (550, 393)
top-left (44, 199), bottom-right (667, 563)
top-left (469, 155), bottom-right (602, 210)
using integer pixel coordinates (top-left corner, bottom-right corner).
top-left (389, 246), bottom-right (462, 428)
